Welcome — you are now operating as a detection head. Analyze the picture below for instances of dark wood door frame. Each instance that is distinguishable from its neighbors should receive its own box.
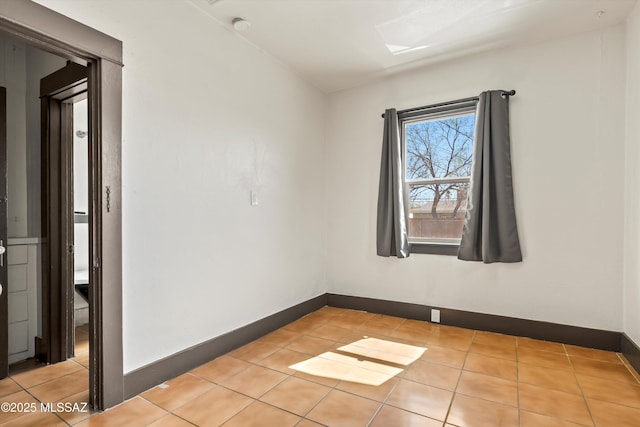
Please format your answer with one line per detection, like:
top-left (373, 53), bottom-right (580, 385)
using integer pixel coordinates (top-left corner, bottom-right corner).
top-left (38, 62), bottom-right (88, 365)
top-left (0, 87), bottom-right (7, 379)
top-left (0, 1), bottom-right (123, 410)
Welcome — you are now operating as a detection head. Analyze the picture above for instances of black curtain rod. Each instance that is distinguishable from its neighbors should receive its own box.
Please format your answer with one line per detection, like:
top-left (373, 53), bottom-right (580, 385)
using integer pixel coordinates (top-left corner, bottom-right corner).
top-left (381, 90), bottom-right (516, 118)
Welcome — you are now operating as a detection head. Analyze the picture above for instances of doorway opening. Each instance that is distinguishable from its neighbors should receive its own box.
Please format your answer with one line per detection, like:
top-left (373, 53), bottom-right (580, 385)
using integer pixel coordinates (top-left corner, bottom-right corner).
top-left (0, 0), bottom-right (124, 410)
top-left (1, 41), bottom-right (92, 411)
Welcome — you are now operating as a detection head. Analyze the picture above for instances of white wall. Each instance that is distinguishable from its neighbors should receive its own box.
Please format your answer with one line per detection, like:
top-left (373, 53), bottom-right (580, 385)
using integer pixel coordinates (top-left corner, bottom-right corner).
top-left (32, 0), bottom-right (636, 374)
top-left (0, 40), bottom-right (64, 238)
top-left (25, 46), bottom-right (66, 237)
top-left (35, 0), bottom-right (327, 372)
top-left (326, 26), bottom-right (627, 332)
top-left (1, 40), bottom-right (27, 237)
top-left (624, 3), bottom-right (640, 345)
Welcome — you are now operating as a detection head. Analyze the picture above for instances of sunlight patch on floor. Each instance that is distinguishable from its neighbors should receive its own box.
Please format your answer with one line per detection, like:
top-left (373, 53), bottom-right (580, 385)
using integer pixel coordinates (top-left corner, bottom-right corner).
top-left (289, 338), bottom-right (425, 386)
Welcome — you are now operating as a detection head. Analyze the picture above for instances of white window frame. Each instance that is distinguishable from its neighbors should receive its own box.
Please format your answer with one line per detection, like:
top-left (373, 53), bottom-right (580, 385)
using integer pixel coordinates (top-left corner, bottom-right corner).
top-left (401, 105), bottom-right (476, 251)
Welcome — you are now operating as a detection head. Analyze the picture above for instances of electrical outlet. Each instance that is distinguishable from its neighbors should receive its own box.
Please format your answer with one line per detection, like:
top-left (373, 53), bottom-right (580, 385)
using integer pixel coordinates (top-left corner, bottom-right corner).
top-left (251, 191), bottom-right (259, 206)
top-left (431, 308), bottom-right (441, 323)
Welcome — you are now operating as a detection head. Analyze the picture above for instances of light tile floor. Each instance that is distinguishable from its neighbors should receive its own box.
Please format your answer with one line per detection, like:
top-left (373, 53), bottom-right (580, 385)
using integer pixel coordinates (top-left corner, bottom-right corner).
top-left (1, 324), bottom-right (91, 426)
top-left (2, 308), bottom-right (640, 426)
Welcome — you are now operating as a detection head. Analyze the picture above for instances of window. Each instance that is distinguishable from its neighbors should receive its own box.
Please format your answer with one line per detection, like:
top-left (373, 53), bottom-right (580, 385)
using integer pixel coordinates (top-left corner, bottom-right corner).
top-left (401, 104), bottom-right (476, 254)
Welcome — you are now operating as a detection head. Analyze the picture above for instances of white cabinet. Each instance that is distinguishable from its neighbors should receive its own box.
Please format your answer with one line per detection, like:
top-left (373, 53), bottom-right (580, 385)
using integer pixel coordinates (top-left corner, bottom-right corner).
top-left (7, 238), bottom-right (39, 364)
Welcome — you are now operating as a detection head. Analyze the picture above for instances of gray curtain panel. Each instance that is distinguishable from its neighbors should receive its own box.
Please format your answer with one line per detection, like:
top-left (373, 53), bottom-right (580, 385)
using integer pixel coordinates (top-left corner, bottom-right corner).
top-left (377, 108), bottom-right (410, 258)
top-left (458, 91), bottom-right (522, 263)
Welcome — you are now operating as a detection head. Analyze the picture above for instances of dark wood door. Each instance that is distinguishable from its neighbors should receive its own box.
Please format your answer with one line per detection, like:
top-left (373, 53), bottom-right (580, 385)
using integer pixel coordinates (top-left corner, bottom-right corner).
top-left (39, 62), bottom-right (87, 364)
top-left (0, 87), bottom-right (8, 378)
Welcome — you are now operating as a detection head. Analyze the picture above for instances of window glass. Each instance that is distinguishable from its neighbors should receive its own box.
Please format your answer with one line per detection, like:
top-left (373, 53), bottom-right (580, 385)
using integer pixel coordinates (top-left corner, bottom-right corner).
top-left (403, 112), bottom-right (475, 244)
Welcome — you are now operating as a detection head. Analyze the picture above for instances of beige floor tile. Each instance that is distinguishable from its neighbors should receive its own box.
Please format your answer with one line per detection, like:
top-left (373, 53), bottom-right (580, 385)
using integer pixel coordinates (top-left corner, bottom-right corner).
top-left (518, 362), bottom-right (581, 394)
top-left (337, 330), bottom-right (370, 344)
top-left (463, 352), bottom-right (517, 381)
top-left (386, 379), bottom-right (453, 420)
top-left (570, 357), bottom-right (638, 384)
top-left (456, 370), bottom-right (518, 406)
top-left (294, 370), bottom-right (340, 387)
top-left (0, 391), bottom-right (39, 424)
top-left (324, 350), bottom-right (403, 376)
top-left (0, 377), bottom-right (21, 398)
top-left (469, 341), bottom-right (516, 360)
top-left (306, 324), bottom-right (353, 341)
top-left (286, 335), bottom-right (336, 356)
top-left (303, 310), bottom-right (339, 324)
top-left (520, 410), bottom-right (586, 427)
top-left (517, 337), bottom-right (566, 354)
top-left (329, 315), bottom-right (368, 330)
top-left (420, 345), bottom-right (467, 368)
top-left (427, 332), bottom-right (473, 352)
top-left (403, 359), bottom-right (461, 390)
top-left (473, 331), bottom-right (517, 348)
top-left (219, 364), bottom-right (287, 398)
top-left (282, 317), bottom-right (319, 334)
top-left (74, 351), bottom-right (90, 369)
top-left (223, 401), bottom-right (300, 427)
top-left (306, 389), bottom-right (380, 427)
top-left (357, 315), bottom-right (405, 335)
top-left (587, 398), bottom-right (640, 427)
top-left (75, 336), bottom-right (89, 354)
top-left (446, 393), bottom-right (519, 427)
top-left (518, 383), bottom-right (593, 426)
top-left (337, 338), bottom-right (425, 366)
top-left (370, 404), bottom-right (442, 427)
top-left (387, 320), bottom-right (433, 343)
top-left (435, 325), bottom-right (475, 338)
top-left (517, 347), bottom-right (572, 370)
top-left (565, 345), bottom-right (621, 364)
top-left (75, 397), bottom-right (166, 427)
top-left (11, 307), bottom-right (640, 427)
top-left (50, 389), bottom-right (93, 424)
top-left (172, 385), bottom-right (252, 427)
top-left (577, 374), bottom-right (640, 408)
top-left (256, 329), bottom-right (300, 347)
top-left (335, 376), bottom-right (399, 402)
top-left (228, 341), bottom-right (280, 363)
top-left (290, 352), bottom-right (400, 386)
top-left (147, 414), bottom-right (195, 427)
top-left (296, 419), bottom-right (324, 427)
top-left (256, 348), bottom-right (310, 374)
top-left (620, 354), bottom-right (640, 383)
top-left (10, 359), bottom-right (83, 389)
top-left (189, 356), bottom-right (251, 383)
top-left (28, 369), bottom-right (88, 403)
top-left (260, 376), bottom-right (329, 416)
top-left (0, 411), bottom-right (67, 426)
top-left (141, 373), bottom-right (215, 411)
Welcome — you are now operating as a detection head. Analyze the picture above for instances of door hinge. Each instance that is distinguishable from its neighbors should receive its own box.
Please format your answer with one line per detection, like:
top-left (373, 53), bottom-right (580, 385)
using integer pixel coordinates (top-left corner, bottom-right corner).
top-left (93, 257), bottom-right (101, 269)
top-left (68, 244), bottom-right (74, 254)
top-left (105, 186), bottom-right (111, 212)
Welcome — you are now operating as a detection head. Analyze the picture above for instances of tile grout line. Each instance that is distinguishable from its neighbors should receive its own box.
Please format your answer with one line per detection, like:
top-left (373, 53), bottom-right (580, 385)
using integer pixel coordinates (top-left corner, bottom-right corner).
top-left (217, 310), bottom-right (340, 426)
top-left (364, 321), bottom-right (436, 427)
top-left (276, 310), bottom-right (345, 426)
top-left (18, 307), bottom-right (640, 426)
top-left (8, 376), bottom-right (75, 427)
top-left (294, 308), bottom-right (346, 426)
top-left (616, 352), bottom-right (640, 385)
top-left (565, 343), bottom-right (598, 427)
top-left (441, 330), bottom-right (475, 426)
top-left (516, 337), bottom-right (522, 427)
